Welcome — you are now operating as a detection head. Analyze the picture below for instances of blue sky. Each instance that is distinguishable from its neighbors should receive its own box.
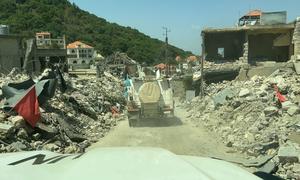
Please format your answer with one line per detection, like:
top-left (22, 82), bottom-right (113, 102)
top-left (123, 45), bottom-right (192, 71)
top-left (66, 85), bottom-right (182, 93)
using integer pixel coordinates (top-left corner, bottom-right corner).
top-left (69, 0), bottom-right (300, 55)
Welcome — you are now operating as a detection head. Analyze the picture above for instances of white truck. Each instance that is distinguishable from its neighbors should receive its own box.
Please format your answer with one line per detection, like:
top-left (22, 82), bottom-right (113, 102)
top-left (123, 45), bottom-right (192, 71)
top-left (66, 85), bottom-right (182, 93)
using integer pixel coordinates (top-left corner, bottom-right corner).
top-left (125, 77), bottom-right (174, 127)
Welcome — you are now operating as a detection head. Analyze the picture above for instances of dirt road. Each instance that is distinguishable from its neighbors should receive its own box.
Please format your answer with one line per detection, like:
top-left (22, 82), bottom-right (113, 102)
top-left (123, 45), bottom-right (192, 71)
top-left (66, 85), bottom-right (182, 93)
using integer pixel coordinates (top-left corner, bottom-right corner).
top-left (90, 104), bottom-right (245, 159)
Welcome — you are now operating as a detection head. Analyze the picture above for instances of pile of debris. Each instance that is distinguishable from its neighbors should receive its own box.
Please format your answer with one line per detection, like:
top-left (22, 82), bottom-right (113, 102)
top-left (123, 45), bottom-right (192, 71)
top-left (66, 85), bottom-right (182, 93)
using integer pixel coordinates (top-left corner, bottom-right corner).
top-left (105, 52), bottom-right (137, 65)
top-left (203, 60), bottom-right (244, 70)
top-left (104, 52), bottom-right (137, 77)
top-left (186, 68), bottom-right (300, 178)
top-left (0, 69), bottom-right (125, 154)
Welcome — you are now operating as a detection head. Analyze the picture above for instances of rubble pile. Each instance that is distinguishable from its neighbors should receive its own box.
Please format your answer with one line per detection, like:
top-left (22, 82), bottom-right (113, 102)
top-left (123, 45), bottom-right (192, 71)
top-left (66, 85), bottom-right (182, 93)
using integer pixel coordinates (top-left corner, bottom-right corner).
top-left (186, 68), bottom-right (300, 178)
top-left (0, 70), bottom-right (125, 154)
top-left (203, 60), bottom-right (244, 70)
top-left (104, 52), bottom-right (137, 77)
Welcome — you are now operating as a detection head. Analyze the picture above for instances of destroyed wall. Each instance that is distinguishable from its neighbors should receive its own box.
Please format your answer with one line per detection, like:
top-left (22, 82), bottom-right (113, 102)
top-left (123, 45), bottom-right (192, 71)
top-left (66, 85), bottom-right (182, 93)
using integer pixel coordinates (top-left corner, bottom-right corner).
top-left (204, 31), bottom-right (245, 62)
top-left (0, 35), bottom-right (23, 74)
top-left (203, 26), bottom-right (295, 65)
top-left (293, 18), bottom-right (300, 60)
top-left (248, 32), bottom-right (292, 64)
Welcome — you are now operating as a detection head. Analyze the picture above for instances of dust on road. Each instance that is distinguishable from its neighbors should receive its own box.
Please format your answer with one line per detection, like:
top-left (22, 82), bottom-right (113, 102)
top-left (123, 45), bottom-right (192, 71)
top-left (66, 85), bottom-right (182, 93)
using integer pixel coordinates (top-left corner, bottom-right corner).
top-left (89, 103), bottom-right (244, 159)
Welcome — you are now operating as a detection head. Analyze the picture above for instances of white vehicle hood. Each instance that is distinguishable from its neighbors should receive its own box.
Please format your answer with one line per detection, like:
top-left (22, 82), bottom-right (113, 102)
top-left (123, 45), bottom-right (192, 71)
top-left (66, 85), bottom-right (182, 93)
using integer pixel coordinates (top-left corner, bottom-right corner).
top-left (0, 147), bottom-right (261, 180)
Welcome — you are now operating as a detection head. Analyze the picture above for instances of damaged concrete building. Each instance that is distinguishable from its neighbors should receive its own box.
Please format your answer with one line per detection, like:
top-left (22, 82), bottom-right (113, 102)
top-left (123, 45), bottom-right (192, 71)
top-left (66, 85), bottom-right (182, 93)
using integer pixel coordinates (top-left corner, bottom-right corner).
top-left (0, 33), bottom-right (24, 73)
top-left (202, 11), bottom-right (300, 64)
top-left (0, 29), bottom-right (67, 74)
top-left (24, 32), bottom-right (67, 72)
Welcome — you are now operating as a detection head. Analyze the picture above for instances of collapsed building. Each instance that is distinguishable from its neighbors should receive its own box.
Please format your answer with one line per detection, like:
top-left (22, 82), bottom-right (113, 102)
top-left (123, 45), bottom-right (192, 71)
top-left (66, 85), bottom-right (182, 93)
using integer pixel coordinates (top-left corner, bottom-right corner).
top-left (198, 11), bottom-right (300, 88)
top-left (0, 29), bottom-right (67, 74)
top-left (0, 25), bottom-right (24, 74)
top-left (105, 52), bottom-right (138, 77)
top-left (202, 11), bottom-right (300, 64)
top-left (25, 32), bottom-right (67, 72)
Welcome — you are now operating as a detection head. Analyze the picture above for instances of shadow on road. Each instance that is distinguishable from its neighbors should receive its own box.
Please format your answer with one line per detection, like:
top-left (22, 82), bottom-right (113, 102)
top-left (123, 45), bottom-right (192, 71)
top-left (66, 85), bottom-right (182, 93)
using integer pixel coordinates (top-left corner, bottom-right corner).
top-left (131, 116), bottom-right (183, 128)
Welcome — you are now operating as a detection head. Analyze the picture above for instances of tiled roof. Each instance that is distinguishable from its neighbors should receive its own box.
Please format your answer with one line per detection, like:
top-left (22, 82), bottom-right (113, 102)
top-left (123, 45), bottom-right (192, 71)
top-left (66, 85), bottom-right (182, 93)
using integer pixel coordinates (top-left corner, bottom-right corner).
top-left (67, 41), bottom-right (93, 49)
top-left (246, 10), bottom-right (262, 17)
top-left (36, 32), bottom-right (51, 35)
top-left (187, 55), bottom-right (198, 62)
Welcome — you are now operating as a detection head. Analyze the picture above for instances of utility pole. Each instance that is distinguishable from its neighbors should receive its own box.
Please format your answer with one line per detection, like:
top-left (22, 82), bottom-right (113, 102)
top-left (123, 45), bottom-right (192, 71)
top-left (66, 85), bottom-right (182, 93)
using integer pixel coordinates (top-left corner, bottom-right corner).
top-left (162, 27), bottom-right (171, 76)
top-left (200, 32), bottom-right (205, 98)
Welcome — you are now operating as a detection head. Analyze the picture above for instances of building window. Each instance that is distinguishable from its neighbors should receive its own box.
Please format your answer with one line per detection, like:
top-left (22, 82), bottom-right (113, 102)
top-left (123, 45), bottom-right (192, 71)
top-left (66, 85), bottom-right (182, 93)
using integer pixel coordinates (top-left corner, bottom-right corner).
top-left (82, 60), bottom-right (86, 64)
top-left (218, 48), bottom-right (225, 58)
top-left (73, 60), bottom-right (77, 64)
top-left (71, 49), bottom-right (75, 53)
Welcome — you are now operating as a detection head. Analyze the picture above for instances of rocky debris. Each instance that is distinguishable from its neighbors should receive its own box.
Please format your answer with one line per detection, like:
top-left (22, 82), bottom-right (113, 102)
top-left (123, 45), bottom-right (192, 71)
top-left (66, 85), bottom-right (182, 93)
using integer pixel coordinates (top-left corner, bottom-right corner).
top-left (264, 106), bottom-right (278, 116)
top-left (239, 88), bottom-right (251, 97)
top-left (0, 123), bottom-right (14, 139)
top-left (0, 70), bottom-right (125, 154)
top-left (278, 146), bottom-right (299, 164)
top-left (104, 52), bottom-right (137, 77)
top-left (105, 52), bottom-right (137, 65)
top-left (287, 106), bottom-right (300, 116)
top-left (185, 68), bottom-right (300, 178)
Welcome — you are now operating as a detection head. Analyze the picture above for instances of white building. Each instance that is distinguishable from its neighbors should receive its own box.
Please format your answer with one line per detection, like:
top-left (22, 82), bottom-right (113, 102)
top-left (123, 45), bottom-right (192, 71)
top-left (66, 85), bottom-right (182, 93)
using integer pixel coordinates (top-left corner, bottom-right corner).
top-left (67, 41), bottom-right (94, 69)
top-left (36, 32), bottom-right (65, 49)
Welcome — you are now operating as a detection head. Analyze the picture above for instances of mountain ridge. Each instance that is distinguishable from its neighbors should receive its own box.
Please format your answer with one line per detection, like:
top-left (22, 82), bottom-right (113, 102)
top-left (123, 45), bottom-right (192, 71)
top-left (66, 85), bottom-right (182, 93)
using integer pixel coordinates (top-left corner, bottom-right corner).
top-left (0, 0), bottom-right (193, 64)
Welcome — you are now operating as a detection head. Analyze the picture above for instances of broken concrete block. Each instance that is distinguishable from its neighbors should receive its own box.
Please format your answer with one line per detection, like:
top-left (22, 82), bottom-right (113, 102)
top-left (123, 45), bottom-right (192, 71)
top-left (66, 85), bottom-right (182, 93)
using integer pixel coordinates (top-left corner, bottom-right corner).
top-left (292, 163), bottom-right (300, 173)
top-left (269, 76), bottom-right (287, 91)
top-left (8, 115), bottom-right (25, 129)
top-left (43, 143), bottom-right (59, 151)
top-left (294, 62), bottom-right (300, 75)
top-left (261, 141), bottom-right (279, 151)
top-left (258, 160), bottom-right (277, 173)
top-left (17, 128), bottom-right (28, 139)
top-left (256, 90), bottom-right (267, 97)
top-left (213, 88), bottom-right (236, 106)
top-left (0, 112), bottom-right (6, 122)
top-left (282, 101), bottom-right (294, 110)
top-left (32, 133), bottom-right (41, 140)
top-left (10, 142), bottom-right (27, 151)
top-left (35, 122), bottom-right (58, 138)
top-left (287, 106), bottom-right (300, 116)
top-left (278, 146), bottom-right (299, 163)
top-left (239, 88), bottom-right (251, 97)
top-left (288, 132), bottom-right (300, 144)
top-left (0, 123), bottom-right (14, 138)
top-left (264, 106), bottom-right (278, 116)
top-left (64, 145), bottom-right (79, 154)
top-left (244, 132), bottom-right (255, 143)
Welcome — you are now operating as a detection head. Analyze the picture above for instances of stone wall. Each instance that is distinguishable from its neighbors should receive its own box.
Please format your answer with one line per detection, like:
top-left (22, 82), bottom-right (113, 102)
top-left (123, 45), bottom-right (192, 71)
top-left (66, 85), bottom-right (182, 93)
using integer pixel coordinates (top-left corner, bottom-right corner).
top-left (0, 36), bottom-right (23, 73)
top-left (293, 17), bottom-right (300, 61)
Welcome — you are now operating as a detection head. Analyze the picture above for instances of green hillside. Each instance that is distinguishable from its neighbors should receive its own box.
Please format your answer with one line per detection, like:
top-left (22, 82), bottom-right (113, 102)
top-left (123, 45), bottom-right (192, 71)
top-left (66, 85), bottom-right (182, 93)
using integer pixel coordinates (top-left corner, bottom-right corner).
top-left (0, 0), bottom-right (192, 64)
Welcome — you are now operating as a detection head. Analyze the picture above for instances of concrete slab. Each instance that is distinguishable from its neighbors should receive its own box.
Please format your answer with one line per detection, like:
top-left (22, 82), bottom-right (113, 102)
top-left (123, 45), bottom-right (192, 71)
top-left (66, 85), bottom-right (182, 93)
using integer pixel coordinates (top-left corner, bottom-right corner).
top-left (278, 146), bottom-right (299, 163)
top-left (294, 62), bottom-right (300, 75)
top-left (186, 90), bottom-right (195, 102)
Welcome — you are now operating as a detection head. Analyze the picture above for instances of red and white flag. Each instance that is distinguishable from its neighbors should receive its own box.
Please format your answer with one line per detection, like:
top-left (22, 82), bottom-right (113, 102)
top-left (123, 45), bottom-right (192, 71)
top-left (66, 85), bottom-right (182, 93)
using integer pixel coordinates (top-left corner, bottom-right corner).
top-left (13, 86), bottom-right (41, 127)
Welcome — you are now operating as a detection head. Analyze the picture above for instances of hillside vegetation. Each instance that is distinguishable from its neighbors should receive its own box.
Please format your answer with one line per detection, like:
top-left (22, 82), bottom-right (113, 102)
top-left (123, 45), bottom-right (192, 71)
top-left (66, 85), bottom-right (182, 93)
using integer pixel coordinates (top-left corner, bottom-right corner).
top-left (0, 0), bottom-right (192, 64)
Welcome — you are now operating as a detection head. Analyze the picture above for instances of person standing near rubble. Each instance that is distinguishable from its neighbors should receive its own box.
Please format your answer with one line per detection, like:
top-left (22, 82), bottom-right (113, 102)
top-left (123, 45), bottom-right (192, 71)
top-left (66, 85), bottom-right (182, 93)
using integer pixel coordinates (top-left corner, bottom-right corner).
top-left (123, 64), bottom-right (130, 80)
